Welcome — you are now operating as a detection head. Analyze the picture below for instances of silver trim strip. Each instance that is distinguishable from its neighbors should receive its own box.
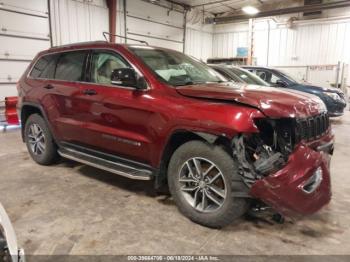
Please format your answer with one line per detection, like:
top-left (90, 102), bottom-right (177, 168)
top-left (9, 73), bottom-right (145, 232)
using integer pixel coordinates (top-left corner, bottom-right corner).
top-left (58, 149), bottom-right (152, 181)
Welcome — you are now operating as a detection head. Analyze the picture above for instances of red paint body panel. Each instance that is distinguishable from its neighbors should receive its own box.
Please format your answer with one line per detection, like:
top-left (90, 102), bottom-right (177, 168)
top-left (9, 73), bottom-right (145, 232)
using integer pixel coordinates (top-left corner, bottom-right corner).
top-left (176, 84), bottom-right (326, 118)
top-left (250, 143), bottom-right (332, 216)
top-left (17, 42), bottom-right (334, 217)
top-left (18, 43), bottom-right (266, 165)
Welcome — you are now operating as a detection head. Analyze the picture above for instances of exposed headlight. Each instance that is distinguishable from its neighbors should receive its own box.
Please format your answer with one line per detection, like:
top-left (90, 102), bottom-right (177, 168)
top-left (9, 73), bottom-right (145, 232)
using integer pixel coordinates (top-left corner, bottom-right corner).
top-left (313, 96), bottom-right (327, 112)
top-left (324, 92), bottom-right (341, 101)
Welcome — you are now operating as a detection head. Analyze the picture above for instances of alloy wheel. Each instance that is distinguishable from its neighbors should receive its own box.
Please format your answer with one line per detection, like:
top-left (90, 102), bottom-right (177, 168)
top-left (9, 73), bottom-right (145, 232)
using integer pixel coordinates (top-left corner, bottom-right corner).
top-left (27, 123), bottom-right (46, 155)
top-left (178, 157), bottom-right (227, 213)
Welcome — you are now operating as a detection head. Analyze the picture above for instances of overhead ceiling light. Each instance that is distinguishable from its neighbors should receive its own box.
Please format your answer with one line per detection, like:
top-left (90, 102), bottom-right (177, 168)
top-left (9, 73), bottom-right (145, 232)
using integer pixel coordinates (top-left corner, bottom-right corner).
top-left (242, 6), bottom-right (260, 15)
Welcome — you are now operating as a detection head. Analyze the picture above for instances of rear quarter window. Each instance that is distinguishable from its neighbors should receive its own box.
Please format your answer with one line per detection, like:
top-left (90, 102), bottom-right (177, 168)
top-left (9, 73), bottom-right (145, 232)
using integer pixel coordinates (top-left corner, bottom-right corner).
top-left (30, 54), bottom-right (59, 79)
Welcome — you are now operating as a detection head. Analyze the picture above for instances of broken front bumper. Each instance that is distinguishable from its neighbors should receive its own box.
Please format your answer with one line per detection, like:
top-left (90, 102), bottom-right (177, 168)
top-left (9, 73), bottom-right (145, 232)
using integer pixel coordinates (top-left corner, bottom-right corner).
top-left (250, 137), bottom-right (333, 217)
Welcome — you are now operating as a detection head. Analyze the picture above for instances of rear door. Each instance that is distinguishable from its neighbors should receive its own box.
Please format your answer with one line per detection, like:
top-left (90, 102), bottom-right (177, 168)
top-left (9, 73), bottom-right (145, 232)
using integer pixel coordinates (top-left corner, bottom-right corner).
top-left (42, 50), bottom-right (89, 143)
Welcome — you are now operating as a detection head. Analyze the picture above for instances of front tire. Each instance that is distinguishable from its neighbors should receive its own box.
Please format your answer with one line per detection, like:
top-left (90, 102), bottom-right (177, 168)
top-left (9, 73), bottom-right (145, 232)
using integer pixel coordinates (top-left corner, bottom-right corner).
top-left (24, 114), bottom-right (58, 165)
top-left (167, 140), bottom-right (249, 228)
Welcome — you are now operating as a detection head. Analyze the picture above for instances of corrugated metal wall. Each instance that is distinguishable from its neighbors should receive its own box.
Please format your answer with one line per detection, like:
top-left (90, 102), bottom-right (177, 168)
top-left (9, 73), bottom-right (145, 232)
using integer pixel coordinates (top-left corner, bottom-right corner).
top-left (212, 18), bottom-right (350, 85)
top-left (213, 18), bottom-right (350, 66)
top-left (115, 0), bottom-right (185, 51)
top-left (3, 0), bottom-right (350, 100)
top-left (254, 19), bottom-right (350, 67)
top-left (0, 0), bottom-right (212, 101)
top-left (116, 0), bottom-right (213, 60)
top-left (185, 25), bottom-right (213, 62)
top-left (0, 0), bottom-right (109, 101)
top-left (212, 23), bottom-right (249, 59)
top-left (50, 0), bottom-right (108, 45)
top-left (0, 0), bottom-right (50, 100)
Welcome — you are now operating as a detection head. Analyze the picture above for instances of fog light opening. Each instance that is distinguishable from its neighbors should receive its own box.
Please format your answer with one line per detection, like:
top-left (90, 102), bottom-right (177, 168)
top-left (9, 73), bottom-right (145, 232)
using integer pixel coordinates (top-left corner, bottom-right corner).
top-left (301, 167), bottom-right (323, 194)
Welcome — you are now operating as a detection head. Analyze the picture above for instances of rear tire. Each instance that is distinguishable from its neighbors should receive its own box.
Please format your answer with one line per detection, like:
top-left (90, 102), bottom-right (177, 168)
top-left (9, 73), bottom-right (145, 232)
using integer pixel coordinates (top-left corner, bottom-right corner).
top-left (167, 140), bottom-right (249, 228)
top-left (24, 114), bottom-right (59, 165)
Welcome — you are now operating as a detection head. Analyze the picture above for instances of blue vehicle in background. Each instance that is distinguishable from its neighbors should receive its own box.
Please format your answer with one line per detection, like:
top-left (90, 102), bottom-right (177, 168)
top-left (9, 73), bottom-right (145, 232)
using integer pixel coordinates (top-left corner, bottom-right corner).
top-left (243, 66), bottom-right (347, 117)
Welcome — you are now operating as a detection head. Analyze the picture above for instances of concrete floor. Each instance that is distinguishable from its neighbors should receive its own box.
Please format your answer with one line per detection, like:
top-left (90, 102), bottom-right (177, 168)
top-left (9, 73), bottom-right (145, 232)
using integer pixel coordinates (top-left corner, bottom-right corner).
top-left (0, 112), bottom-right (350, 256)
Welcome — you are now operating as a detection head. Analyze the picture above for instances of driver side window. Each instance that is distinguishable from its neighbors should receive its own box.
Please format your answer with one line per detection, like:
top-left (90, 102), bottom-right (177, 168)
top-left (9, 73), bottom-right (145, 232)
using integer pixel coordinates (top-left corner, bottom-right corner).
top-left (91, 52), bottom-right (130, 85)
top-left (256, 70), bottom-right (280, 85)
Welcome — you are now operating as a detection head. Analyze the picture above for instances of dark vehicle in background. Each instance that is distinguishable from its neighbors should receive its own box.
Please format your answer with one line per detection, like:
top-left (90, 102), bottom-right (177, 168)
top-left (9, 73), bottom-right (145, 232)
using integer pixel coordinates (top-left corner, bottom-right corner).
top-left (243, 66), bottom-right (347, 117)
top-left (209, 65), bottom-right (270, 86)
top-left (17, 42), bottom-right (334, 228)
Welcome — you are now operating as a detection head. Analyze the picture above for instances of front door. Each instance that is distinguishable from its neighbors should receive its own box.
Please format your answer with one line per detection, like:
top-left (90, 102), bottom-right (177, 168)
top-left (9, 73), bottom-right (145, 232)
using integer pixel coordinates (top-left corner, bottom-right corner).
top-left (77, 50), bottom-right (156, 165)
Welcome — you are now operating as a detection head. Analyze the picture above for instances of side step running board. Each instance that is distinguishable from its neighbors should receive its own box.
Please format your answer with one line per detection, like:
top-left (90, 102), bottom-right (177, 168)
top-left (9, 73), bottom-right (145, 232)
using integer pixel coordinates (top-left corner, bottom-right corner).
top-left (58, 147), bottom-right (153, 180)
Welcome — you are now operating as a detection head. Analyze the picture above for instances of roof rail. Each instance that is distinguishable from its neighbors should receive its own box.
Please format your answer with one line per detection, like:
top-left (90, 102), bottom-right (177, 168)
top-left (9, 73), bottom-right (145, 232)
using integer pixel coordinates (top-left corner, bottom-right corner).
top-left (102, 32), bottom-right (149, 46)
top-left (50, 41), bottom-right (107, 49)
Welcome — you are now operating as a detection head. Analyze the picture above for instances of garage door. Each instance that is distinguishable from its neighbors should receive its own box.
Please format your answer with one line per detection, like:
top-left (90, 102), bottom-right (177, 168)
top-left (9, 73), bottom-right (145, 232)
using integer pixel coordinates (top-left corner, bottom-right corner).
top-left (125, 0), bottom-right (185, 52)
top-left (0, 0), bottom-right (51, 101)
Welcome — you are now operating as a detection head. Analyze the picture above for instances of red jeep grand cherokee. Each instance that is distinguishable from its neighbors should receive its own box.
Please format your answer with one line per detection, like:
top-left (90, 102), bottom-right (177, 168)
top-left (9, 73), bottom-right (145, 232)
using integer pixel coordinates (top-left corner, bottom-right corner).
top-left (17, 42), bottom-right (334, 228)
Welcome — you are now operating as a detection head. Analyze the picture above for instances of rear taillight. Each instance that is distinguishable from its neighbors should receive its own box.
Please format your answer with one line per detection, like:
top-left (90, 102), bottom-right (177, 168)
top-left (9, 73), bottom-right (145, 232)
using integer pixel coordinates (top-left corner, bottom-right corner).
top-left (3, 97), bottom-right (19, 125)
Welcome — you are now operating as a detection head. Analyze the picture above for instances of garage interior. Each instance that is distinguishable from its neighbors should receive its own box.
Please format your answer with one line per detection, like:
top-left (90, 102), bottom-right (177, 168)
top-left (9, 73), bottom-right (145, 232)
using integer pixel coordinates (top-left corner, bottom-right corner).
top-left (1, 0), bottom-right (350, 258)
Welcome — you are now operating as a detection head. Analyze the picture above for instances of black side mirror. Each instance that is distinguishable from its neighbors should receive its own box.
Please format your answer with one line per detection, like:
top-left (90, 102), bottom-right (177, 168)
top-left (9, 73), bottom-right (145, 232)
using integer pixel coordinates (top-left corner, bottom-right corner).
top-left (275, 79), bottom-right (288, 87)
top-left (111, 68), bottom-right (147, 89)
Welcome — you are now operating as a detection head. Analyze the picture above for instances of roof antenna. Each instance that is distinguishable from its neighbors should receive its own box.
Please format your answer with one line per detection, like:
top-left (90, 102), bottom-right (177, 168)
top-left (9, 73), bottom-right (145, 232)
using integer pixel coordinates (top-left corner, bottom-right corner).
top-left (102, 32), bottom-right (149, 45)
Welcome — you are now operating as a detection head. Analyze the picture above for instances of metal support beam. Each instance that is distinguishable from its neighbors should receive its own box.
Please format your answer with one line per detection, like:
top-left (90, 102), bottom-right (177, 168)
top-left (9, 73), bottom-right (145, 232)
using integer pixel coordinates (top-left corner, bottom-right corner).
top-left (123, 0), bottom-right (127, 43)
top-left (247, 19), bottom-right (254, 65)
top-left (47, 0), bottom-right (53, 47)
top-left (183, 10), bottom-right (187, 53)
top-left (213, 0), bottom-right (350, 23)
top-left (191, 0), bottom-right (235, 8)
top-left (106, 0), bottom-right (117, 42)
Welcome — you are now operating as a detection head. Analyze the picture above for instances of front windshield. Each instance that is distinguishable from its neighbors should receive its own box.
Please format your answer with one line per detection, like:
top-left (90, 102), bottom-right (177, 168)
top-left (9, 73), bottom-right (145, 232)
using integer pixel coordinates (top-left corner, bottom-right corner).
top-left (129, 47), bottom-right (226, 86)
top-left (229, 67), bottom-right (270, 86)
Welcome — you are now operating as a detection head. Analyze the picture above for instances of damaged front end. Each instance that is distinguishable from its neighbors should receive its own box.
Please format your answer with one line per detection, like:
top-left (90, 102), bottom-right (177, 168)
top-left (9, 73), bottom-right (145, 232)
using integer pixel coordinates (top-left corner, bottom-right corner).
top-left (233, 112), bottom-right (333, 217)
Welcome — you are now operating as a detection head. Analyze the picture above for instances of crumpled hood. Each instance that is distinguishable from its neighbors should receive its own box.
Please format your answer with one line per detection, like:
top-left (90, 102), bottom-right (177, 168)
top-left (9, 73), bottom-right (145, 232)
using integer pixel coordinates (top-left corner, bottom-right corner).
top-left (176, 83), bottom-right (326, 118)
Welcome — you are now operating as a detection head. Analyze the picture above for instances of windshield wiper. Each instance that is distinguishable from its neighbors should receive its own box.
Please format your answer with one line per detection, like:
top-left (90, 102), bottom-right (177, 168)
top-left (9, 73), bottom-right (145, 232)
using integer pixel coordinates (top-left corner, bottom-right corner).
top-left (174, 81), bottom-right (195, 86)
top-left (205, 80), bottom-right (229, 84)
top-left (175, 80), bottom-right (229, 86)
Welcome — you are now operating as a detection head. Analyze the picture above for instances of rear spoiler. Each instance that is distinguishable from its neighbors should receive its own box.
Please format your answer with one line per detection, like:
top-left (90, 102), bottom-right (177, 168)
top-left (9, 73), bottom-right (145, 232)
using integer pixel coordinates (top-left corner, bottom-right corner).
top-left (0, 97), bottom-right (20, 126)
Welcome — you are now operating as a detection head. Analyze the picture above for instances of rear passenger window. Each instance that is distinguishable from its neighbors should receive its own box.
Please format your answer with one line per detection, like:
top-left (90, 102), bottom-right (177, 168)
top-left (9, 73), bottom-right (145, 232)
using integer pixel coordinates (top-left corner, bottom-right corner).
top-left (55, 51), bottom-right (87, 81)
top-left (30, 54), bottom-right (58, 79)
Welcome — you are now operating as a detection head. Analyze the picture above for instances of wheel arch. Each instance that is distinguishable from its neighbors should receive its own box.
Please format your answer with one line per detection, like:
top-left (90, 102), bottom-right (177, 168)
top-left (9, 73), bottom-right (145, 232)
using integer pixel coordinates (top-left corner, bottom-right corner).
top-left (155, 129), bottom-right (232, 189)
top-left (20, 102), bottom-right (51, 142)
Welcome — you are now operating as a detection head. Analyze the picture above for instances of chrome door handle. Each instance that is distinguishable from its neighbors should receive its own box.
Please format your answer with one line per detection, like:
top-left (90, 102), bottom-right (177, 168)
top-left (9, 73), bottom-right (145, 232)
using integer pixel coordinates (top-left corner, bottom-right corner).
top-left (44, 84), bottom-right (54, 89)
top-left (83, 89), bottom-right (97, 95)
